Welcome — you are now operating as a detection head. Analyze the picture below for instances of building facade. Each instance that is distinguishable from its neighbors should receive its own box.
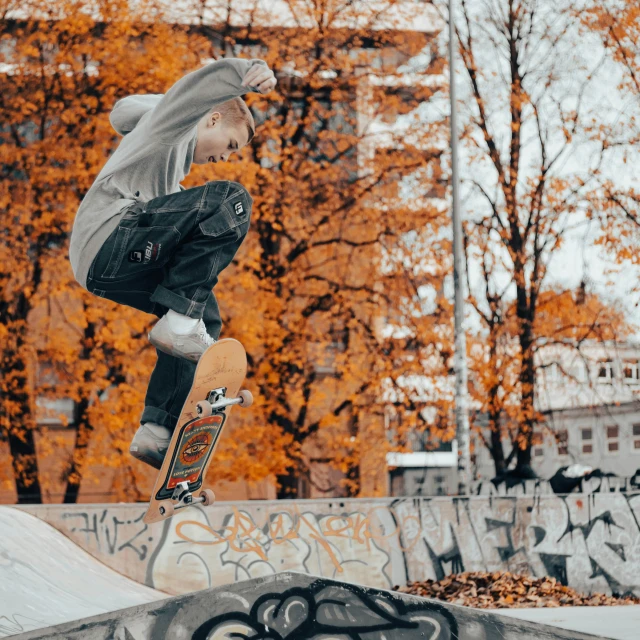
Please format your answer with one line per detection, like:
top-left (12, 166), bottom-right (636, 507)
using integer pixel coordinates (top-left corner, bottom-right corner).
top-left (473, 341), bottom-right (640, 481)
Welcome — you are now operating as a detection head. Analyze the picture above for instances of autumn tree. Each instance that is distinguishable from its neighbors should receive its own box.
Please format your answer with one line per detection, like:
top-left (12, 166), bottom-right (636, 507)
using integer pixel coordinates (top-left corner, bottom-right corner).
top-left (468, 289), bottom-right (632, 474)
top-left (0, 0), bottom-right (230, 502)
top-left (202, 0), bottom-right (451, 497)
top-left (581, 0), bottom-right (640, 299)
top-left (443, 0), bottom-right (637, 476)
top-left (1, 0), bottom-right (449, 501)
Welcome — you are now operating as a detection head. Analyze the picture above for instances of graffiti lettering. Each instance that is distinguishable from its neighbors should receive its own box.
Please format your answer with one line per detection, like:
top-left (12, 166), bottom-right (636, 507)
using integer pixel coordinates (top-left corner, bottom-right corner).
top-left (61, 510), bottom-right (150, 561)
top-left (28, 490), bottom-right (640, 598)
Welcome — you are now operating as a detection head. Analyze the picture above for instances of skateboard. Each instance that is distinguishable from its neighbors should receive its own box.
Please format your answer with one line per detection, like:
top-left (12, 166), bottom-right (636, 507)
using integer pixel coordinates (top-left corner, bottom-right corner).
top-left (143, 338), bottom-right (252, 524)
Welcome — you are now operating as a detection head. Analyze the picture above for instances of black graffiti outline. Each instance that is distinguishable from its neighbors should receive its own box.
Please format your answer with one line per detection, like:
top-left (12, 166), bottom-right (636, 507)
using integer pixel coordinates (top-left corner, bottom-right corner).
top-left (61, 509), bottom-right (150, 561)
top-left (189, 581), bottom-right (458, 640)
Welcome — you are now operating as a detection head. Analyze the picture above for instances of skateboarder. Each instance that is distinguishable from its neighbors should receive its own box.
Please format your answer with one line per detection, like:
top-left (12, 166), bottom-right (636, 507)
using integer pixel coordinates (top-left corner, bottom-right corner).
top-left (69, 57), bottom-right (277, 469)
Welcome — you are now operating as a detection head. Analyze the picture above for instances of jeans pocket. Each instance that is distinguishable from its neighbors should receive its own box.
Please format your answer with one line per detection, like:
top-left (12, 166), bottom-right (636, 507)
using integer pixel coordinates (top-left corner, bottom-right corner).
top-left (199, 208), bottom-right (237, 238)
top-left (200, 191), bottom-right (252, 240)
top-left (98, 224), bottom-right (181, 280)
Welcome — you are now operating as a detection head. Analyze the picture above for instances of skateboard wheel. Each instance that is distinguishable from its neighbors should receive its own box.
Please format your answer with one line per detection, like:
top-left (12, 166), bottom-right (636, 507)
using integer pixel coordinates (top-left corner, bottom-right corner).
top-left (159, 501), bottom-right (174, 517)
top-left (238, 389), bottom-right (253, 407)
top-left (200, 489), bottom-right (216, 506)
top-left (196, 400), bottom-right (212, 417)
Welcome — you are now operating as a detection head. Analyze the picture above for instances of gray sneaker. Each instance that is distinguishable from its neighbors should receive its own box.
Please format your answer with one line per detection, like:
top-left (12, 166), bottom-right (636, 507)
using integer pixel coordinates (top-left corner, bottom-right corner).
top-left (129, 422), bottom-right (172, 469)
top-left (148, 314), bottom-right (215, 362)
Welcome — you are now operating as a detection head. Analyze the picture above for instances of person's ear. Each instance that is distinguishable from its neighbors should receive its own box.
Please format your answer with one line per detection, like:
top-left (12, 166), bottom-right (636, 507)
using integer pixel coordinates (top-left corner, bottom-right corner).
top-left (209, 111), bottom-right (221, 127)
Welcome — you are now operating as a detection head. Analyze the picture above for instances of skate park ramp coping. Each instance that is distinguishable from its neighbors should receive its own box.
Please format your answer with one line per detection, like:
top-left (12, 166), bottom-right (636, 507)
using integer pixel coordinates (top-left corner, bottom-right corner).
top-left (0, 506), bottom-right (165, 638)
top-left (5, 567), bottom-right (613, 640)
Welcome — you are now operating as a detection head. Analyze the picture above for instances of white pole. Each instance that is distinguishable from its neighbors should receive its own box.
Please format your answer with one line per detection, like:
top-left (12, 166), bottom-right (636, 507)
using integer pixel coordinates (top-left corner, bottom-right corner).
top-left (448, 0), bottom-right (472, 495)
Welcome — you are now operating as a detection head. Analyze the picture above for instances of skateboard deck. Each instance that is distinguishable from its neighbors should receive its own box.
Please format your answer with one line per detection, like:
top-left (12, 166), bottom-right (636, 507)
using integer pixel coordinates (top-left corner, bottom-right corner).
top-left (143, 338), bottom-right (250, 524)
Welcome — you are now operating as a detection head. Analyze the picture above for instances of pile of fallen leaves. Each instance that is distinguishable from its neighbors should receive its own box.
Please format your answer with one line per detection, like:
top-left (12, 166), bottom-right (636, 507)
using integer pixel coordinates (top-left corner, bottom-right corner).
top-left (393, 572), bottom-right (640, 608)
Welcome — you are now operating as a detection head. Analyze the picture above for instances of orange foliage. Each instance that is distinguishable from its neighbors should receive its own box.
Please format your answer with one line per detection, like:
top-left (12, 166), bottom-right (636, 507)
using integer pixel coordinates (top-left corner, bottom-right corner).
top-left (0, 0), bottom-right (449, 501)
top-left (581, 1), bottom-right (640, 286)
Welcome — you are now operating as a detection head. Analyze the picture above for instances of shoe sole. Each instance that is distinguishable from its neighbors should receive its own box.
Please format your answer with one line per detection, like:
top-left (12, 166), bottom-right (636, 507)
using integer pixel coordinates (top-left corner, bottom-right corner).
top-left (130, 448), bottom-right (164, 470)
top-left (130, 428), bottom-right (169, 470)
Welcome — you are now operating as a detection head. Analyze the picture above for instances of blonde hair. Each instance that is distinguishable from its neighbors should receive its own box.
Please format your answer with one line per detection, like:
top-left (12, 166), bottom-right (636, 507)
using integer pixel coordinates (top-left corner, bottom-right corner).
top-left (211, 97), bottom-right (255, 143)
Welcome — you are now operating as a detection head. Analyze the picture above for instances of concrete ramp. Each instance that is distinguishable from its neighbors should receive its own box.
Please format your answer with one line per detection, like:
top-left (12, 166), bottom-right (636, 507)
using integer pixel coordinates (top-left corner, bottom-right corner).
top-left (0, 507), bottom-right (165, 638)
top-left (10, 572), bottom-right (611, 640)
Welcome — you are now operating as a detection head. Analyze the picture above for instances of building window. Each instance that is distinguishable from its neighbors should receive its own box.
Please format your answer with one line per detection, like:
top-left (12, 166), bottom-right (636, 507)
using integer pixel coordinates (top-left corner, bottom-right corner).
top-left (532, 430), bottom-right (544, 458)
top-left (597, 360), bottom-right (615, 382)
top-left (581, 428), bottom-right (593, 454)
top-left (633, 424), bottom-right (640, 451)
top-left (556, 430), bottom-right (569, 456)
top-left (606, 425), bottom-right (619, 453)
top-left (624, 361), bottom-right (639, 384)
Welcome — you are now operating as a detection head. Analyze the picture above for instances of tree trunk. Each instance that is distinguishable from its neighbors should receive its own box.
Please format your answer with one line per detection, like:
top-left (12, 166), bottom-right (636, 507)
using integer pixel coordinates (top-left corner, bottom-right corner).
top-left (489, 412), bottom-right (507, 476)
top-left (62, 319), bottom-right (95, 503)
top-left (276, 469), bottom-right (300, 499)
top-left (7, 423), bottom-right (42, 504)
top-left (3, 333), bottom-right (42, 503)
top-left (62, 398), bottom-right (91, 504)
top-left (516, 314), bottom-right (537, 479)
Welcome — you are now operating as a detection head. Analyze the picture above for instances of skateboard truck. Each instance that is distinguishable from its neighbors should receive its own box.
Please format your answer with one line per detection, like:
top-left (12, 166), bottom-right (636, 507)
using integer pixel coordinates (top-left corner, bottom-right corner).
top-left (171, 481), bottom-right (194, 506)
top-left (156, 388), bottom-right (253, 517)
top-left (155, 387), bottom-right (253, 519)
top-left (196, 386), bottom-right (253, 417)
top-left (158, 481), bottom-right (216, 517)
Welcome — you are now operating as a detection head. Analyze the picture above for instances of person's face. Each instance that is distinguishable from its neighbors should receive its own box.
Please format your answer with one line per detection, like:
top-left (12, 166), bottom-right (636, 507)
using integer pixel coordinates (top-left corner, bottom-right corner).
top-left (193, 111), bottom-right (250, 165)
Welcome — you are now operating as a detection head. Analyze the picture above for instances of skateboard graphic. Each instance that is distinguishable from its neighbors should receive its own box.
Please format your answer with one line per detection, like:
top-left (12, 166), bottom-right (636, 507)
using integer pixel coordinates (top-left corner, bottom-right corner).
top-left (143, 338), bottom-right (252, 524)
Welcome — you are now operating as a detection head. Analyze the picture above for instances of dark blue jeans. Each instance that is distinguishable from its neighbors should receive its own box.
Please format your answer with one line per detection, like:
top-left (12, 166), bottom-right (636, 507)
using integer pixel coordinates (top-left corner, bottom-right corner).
top-left (86, 180), bottom-right (252, 430)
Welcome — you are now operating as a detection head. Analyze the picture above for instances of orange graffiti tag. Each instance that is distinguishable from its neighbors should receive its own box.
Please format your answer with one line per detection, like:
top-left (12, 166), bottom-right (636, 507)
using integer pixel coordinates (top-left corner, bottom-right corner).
top-left (173, 504), bottom-right (422, 572)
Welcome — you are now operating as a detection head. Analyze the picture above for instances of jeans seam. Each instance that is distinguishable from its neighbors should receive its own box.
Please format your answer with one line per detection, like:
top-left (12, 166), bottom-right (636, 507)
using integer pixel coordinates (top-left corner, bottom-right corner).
top-left (223, 186), bottom-right (251, 207)
top-left (166, 357), bottom-right (186, 418)
top-left (197, 181), bottom-right (229, 225)
top-left (184, 248), bottom-right (221, 317)
top-left (104, 226), bottom-right (131, 279)
top-left (196, 184), bottom-right (209, 224)
top-left (210, 248), bottom-right (222, 283)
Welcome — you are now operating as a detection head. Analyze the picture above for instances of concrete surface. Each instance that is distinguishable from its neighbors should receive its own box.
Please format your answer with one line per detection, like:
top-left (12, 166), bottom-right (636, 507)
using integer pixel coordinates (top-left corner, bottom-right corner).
top-left (8, 572), bottom-right (613, 640)
top-left (0, 507), bottom-right (165, 638)
top-left (19, 493), bottom-right (640, 597)
top-left (493, 606), bottom-right (640, 640)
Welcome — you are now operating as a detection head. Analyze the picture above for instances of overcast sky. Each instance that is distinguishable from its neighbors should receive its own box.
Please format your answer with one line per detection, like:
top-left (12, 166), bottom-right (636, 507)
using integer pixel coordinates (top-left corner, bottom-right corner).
top-left (442, 1), bottom-right (640, 333)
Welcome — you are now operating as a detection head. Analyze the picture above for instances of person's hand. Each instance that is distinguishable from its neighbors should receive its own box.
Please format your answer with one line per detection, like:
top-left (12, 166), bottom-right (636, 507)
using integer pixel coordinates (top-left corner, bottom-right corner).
top-left (242, 64), bottom-right (277, 94)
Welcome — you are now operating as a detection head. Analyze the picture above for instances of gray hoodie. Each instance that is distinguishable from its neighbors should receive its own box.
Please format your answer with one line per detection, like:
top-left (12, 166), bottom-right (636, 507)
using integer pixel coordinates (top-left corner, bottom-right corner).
top-left (69, 57), bottom-right (265, 289)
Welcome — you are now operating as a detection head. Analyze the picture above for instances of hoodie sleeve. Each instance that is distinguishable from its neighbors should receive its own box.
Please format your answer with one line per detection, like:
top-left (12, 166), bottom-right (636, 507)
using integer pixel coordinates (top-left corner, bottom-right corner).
top-left (109, 94), bottom-right (164, 136)
top-left (147, 57), bottom-right (266, 143)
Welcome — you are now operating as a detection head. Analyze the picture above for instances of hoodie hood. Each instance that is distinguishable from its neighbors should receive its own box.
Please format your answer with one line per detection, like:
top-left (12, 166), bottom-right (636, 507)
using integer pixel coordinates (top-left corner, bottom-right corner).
top-left (109, 94), bottom-right (164, 136)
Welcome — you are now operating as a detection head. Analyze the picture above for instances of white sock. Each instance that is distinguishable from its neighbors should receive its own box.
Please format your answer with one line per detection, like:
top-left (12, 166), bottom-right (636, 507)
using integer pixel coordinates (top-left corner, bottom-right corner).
top-left (166, 309), bottom-right (200, 334)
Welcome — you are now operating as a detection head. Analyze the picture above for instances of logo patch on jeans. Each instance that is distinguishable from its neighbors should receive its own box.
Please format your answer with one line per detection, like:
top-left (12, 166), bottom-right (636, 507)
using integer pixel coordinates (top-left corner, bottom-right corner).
top-left (234, 201), bottom-right (244, 216)
top-left (129, 242), bottom-right (161, 264)
top-left (144, 241), bottom-right (161, 264)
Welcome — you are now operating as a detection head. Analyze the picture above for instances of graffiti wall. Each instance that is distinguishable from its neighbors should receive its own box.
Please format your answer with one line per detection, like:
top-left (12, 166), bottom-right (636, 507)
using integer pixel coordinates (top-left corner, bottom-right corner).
top-left (21, 493), bottom-right (640, 597)
top-left (472, 473), bottom-right (640, 496)
top-left (14, 573), bottom-right (601, 640)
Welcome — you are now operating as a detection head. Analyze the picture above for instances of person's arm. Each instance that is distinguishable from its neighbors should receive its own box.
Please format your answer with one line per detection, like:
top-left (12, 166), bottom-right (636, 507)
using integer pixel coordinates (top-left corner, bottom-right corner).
top-left (148, 57), bottom-right (267, 143)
